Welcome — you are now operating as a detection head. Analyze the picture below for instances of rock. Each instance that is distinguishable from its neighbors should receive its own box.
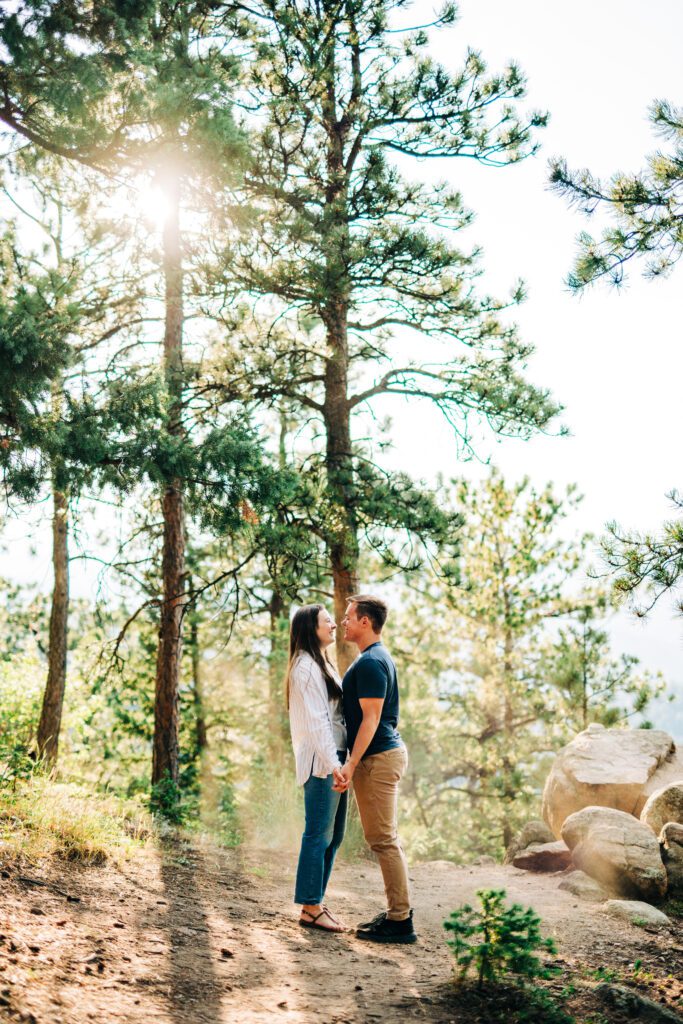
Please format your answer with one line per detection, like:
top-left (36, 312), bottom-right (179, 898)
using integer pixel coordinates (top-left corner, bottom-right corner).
top-left (603, 899), bottom-right (671, 928)
top-left (641, 781), bottom-right (683, 836)
top-left (595, 982), bottom-right (682, 1023)
top-left (635, 746), bottom-right (683, 815)
top-left (561, 806), bottom-right (668, 902)
top-left (659, 821), bottom-right (683, 892)
top-left (504, 820), bottom-right (555, 864)
top-left (472, 855), bottom-right (497, 866)
top-left (512, 840), bottom-right (573, 872)
top-left (542, 724), bottom-right (675, 838)
top-left (558, 870), bottom-right (608, 902)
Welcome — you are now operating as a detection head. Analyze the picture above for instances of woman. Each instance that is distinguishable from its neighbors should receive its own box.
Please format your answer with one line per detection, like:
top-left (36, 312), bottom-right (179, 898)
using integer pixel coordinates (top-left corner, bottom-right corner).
top-left (287, 604), bottom-right (348, 932)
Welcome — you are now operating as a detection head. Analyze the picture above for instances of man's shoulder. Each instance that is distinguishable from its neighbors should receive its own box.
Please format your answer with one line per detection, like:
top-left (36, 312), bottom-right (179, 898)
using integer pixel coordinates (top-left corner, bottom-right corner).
top-left (362, 643), bottom-right (394, 666)
top-left (357, 643), bottom-right (394, 677)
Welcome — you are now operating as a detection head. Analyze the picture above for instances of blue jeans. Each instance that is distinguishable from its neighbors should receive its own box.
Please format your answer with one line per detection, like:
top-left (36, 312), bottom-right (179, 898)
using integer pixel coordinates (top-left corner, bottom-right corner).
top-left (294, 752), bottom-right (347, 905)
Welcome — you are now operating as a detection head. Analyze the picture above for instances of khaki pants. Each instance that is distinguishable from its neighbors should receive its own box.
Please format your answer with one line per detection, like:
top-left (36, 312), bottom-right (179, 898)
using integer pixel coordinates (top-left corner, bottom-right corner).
top-left (352, 745), bottom-right (411, 921)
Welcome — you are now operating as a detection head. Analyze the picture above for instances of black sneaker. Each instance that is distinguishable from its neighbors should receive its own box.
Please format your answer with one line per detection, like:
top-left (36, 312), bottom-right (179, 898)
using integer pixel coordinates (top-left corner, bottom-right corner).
top-left (356, 910), bottom-right (417, 944)
top-left (356, 911), bottom-right (387, 931)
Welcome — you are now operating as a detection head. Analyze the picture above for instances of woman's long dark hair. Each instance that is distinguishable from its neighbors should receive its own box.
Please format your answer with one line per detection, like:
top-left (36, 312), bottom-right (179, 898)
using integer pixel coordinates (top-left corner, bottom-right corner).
top-left (285, 604), bottom-right (343, 709)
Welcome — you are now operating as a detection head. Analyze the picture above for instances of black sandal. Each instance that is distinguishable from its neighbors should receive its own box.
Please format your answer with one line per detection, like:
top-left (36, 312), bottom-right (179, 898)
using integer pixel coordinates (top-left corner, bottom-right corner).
top-left (299, 908), bottom-right (345, 932)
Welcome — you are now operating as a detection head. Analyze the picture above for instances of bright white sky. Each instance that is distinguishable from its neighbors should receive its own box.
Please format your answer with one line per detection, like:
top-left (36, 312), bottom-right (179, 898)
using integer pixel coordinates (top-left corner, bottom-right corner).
top-left (1, 0), bottom-right (681, 722)
top-left (374, 0), bottom-right (683, 710)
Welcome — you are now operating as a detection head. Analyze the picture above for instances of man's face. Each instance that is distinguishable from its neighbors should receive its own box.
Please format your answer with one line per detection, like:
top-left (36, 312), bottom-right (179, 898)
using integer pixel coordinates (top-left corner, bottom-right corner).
top-left (342, 602), bottom-right (363, 643)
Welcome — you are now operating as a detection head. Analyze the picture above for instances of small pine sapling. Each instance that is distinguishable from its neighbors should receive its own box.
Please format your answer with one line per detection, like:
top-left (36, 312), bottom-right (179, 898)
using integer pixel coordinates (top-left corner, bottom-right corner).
top-left (444, 888), bottom-right (560, 990)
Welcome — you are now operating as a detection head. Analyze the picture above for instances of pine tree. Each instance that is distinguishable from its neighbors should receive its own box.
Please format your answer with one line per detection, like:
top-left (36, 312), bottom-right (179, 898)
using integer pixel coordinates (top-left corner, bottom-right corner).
top-left (550, 100), bottom-right (683, 611)
top-left (210, 0), bottom-right (559, 668)
top-left (1, 150), bottom-right (149, 765)
top-left (391, 472), bottom-right (665, 860)
top-left (550, 100), bottom-right (683, 288)
top-left (0, 2), bottom-right (252, 791)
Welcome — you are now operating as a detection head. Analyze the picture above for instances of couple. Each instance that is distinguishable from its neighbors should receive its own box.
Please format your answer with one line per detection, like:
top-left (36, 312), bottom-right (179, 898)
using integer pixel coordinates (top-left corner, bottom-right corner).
top-left (286, 594), bottom-right (416, 944)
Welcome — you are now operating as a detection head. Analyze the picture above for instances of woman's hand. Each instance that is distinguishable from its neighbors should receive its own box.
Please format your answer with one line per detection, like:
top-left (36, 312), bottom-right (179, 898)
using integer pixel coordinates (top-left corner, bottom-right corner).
top-left (332, 766), bottom-right (350, 792)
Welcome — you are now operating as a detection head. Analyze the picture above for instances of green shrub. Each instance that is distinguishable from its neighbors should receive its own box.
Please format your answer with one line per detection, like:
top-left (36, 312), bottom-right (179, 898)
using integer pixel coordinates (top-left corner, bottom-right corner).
top-left (150, 772), bottom-right (186, 824)
top-left (444, 888), bottom-right (560, 990)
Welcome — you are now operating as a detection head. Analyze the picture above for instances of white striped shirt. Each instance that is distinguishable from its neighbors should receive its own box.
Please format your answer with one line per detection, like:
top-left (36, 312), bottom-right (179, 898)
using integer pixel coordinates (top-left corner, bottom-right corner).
top-left (289, 652), bottom-right (347, 785)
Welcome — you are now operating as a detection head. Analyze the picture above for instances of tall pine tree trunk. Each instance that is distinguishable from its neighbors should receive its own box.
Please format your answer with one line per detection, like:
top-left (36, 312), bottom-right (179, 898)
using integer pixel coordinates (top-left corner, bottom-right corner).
top-left (152, 171), bottom-right (185, 789)
top-left (322, 68), bottom-right (359, 673)
top-left (36, 447), bottom-right (69, 766)
top-left (324, 301), bottom-right (359, 673)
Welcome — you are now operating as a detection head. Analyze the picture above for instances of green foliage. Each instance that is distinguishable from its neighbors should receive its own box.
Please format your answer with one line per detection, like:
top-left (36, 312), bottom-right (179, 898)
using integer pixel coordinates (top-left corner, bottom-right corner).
top-left (149, 772), bottom-right (186, 825)
top-left (551, 100), bottom-right (683, 288)
top-left (551, 101), bottom-right (683, 618)
top-left (444, 889), bottom-right (559, 990)
top-left (0, 742), bottom-right (36, 790)
top-left (393, 471), bottom-right (666, 861)
top-left (0, 2), bottom-right (248, 176)
top-left (601, 494), bottom-right (683, 620)
top-left (0, 653), bottom-right (44, 789)
top-left (0, 273), bottom-right (75, 498)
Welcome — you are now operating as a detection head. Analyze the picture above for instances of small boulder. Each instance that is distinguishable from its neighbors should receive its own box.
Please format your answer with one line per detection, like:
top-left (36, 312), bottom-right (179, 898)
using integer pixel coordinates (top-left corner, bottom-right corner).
top-left (640, 781), bottom-right (683, 836)
top-left (603, 899), bottom-right (671, 928)
top-left (659, 821), bottom-right (683, 892)
top-left (504, 820), bottom-right (555, 864)
top-left (596, 982), bottom-right (682, 1023)
top-left (558, 870), bottom-right (608, 902)
top-left (512, 840), bottom-right (572, 873)
top-left (542, 724), bottom-right (674, 838)
top-left (561, 806), bottom-right (668, 902)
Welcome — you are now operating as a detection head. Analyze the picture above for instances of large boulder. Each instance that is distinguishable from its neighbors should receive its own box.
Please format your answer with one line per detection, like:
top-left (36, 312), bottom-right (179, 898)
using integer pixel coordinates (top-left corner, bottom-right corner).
top-left (542, 724), bottom-right (674, 837)
top-left (659, 821), bottom-right (683, 893)
top-left (504, 820), bottom-right (555, 864)
top-left (640, 781), bottom-right (683, 836)
top-left (561, 806), bottom-right (668, 902)
top-left (512, 840), bottom-right (572, 873)
top-left (635, 747), bottom-right (683, 816)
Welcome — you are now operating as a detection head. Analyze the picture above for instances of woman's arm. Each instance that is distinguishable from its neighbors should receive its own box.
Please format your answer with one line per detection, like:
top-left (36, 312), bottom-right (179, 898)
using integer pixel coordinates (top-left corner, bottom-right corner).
top-left (290, 658), bottom-right (342, 775)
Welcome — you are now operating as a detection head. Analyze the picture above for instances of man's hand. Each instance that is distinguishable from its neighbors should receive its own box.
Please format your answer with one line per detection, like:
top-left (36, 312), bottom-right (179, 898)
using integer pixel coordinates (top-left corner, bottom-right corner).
top-left (332, 762), bottom-right (354, 792)
top-left (332, 765), bottom-right (349, 792)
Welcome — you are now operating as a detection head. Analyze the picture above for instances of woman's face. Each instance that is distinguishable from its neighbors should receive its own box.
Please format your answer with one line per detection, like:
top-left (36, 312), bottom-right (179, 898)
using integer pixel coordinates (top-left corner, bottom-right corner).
top-left (316, 608), bottom-right (336, 649)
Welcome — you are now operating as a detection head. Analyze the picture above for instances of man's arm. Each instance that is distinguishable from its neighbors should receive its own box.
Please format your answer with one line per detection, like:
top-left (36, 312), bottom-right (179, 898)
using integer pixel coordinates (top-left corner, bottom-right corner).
top-left (334, 697), bottom-right (383, 789)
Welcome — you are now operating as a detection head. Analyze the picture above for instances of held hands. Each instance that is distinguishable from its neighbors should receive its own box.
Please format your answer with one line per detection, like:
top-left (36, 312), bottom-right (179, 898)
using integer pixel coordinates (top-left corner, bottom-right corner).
top-left (332, 761), bottom-right (355, 792)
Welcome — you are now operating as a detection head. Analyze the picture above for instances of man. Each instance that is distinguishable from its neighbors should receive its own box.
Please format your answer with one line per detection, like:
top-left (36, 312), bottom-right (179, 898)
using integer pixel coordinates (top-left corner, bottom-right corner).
top-left (334, 594), bottom-right (416, 944)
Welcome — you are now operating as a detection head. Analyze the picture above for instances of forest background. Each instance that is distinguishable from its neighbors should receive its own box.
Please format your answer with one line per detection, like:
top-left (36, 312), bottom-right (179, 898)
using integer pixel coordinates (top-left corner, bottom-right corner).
top-left (0, 0), bottom-right (682, 867)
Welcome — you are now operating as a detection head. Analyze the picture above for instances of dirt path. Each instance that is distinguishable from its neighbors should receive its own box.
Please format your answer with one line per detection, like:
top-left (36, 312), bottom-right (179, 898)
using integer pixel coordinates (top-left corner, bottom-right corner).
top-left (1, 840), bottom-right (682, 1023)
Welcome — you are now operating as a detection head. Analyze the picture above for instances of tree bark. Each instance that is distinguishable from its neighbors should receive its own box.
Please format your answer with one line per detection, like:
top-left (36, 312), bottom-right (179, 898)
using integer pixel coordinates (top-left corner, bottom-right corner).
top-left (152, 171), bottom-right (185, 788)
top-left (321, 56), bottom-right (359, 673)
top-left (36, 460), bottom-right (69, 766)
top-left (324, 316), bottom-right (359, 673)
top-left (268, 587), bottom-right (291, 761)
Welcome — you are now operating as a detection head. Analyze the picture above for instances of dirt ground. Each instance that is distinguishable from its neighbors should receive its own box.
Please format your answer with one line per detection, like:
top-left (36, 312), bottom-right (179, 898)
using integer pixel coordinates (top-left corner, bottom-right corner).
top-left (1, 838), bottom-right (682, 1024)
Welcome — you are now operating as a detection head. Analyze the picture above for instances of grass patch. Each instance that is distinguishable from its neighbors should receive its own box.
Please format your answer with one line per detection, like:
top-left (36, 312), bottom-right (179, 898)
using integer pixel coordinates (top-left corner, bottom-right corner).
top-left (0, 777), bottom-right (153, 867)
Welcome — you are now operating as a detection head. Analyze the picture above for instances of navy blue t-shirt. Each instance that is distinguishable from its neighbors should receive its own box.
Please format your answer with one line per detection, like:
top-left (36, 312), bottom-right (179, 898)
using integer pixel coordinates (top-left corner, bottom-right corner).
top-left (342, 642), bottom-right (401, 758)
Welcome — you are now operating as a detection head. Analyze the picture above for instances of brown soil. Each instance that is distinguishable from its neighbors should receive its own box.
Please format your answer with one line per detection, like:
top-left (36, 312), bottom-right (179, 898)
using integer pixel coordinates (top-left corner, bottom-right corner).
top-left (0, 841), bottom-right (681, 1023)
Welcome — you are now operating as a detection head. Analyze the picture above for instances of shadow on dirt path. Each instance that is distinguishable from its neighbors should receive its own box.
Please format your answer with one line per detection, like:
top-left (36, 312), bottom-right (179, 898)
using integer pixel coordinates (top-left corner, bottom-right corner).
top-left (159, 839), bottom-right (225, 1024)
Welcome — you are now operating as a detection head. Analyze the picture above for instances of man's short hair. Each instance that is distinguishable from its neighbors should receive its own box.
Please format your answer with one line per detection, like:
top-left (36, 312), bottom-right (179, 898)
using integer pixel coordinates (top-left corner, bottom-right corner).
top-left (348, 594), bottom-right (388, 633)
